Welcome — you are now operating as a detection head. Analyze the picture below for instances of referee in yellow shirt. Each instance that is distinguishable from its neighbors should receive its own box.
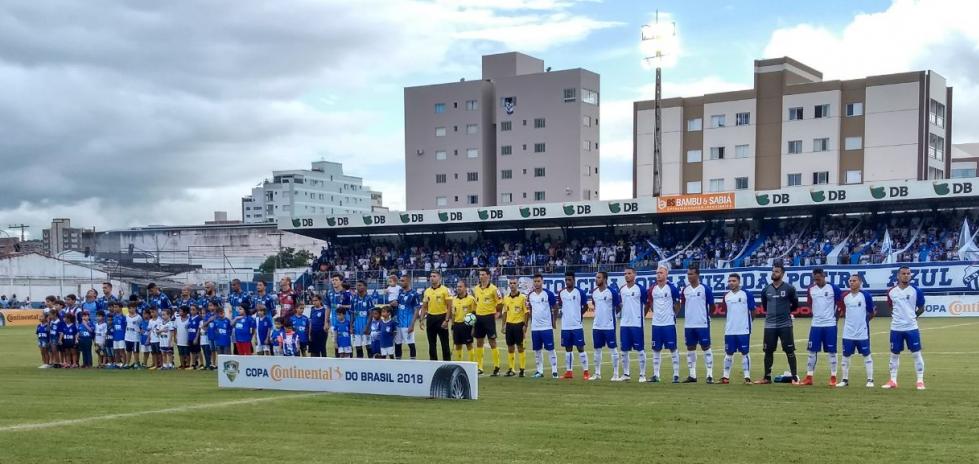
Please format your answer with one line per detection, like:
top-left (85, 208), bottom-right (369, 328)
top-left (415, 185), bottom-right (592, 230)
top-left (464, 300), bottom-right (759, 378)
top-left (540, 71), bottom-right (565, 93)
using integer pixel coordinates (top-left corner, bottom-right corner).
top-left (450, 280), bottom-right (476, 361)
top-left (472, 268), bottom-right (503, 376)
top-left (421, 271), bottom-right (451, 361)
top-left (502, 277), bottom-right (529, 377)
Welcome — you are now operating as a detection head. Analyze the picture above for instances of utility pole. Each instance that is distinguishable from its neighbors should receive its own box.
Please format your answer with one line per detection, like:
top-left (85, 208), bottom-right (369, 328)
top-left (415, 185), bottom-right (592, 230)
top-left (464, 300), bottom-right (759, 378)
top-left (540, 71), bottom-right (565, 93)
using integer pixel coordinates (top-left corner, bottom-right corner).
top-left (8, 224), bottom-right (30, 242)
top-left (641, 11), bottom-right (677, 198)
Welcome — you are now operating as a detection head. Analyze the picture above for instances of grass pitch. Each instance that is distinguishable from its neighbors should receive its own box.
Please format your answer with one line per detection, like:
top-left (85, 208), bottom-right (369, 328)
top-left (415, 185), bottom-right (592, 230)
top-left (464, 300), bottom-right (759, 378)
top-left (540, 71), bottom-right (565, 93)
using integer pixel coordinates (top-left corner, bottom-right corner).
top-left (1, 318), bottom-right (978, 463)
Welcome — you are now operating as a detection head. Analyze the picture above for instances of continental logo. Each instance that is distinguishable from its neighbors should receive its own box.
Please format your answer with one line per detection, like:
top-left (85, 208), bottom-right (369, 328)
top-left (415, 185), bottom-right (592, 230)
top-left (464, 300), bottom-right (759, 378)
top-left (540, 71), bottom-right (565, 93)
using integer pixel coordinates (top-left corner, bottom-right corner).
top-left (236, 364), bottom-right (344, 382)
top-left (949, 301), bottom-right (979, 316)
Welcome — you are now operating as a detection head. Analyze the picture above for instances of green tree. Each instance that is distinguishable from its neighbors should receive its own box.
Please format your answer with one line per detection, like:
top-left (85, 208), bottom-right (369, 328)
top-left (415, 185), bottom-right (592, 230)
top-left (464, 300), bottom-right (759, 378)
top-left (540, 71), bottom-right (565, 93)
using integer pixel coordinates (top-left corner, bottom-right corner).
top-left (258, 247), bottom-right (314, 273)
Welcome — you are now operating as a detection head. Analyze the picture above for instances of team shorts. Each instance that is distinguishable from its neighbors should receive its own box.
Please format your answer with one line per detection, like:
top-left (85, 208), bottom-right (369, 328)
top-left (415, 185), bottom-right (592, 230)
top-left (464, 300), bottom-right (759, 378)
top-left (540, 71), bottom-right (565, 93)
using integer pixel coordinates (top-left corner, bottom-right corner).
top-left (763, 326), bottom-right (796, 352)
top-left (652, 325), bottom-right (677, 351)
top-left (808, 326), bottom-right (838, 353)
top-left (352, 334), bottom-right (368, 347)
top-left (151, 343), bottom-right (161, 354)
top-left (215, 345), bottom-right (231, 355)
top-left (473, 314), bottom-right (497, 340)
top-left (126, 341), bottom-right (139, 353)
top-left (160, 346), bottom-right (173, 354)
top-left (337, 346), bottom-right (352, 354)
top-left (724, 334), bottom-right (750, 355)
top-left (299, 342), bottom-right (308, 353)
top-left (504, 323), bottom-right (525, 347)
top-left (620, 326), bottom-right (644, 351)
top-left (188, 342), bottom-right (201, 354)
top-left (140, 344), bottom-right (150, 353)
top-left (177, 346), bottom-right (189, 357)
top-left (452, 323), bottom-right (473, 346)
top-left (560, 328), bottom-right (585, 349)
top-left (370, 340), bottom-right (381, 355)
top-left (889, 329), bottom-right (922, 353)
top-left (273, 346), bottom-right (283, 356)
top-left (380, 346), bottom-right (395, 356)
top-left (684, 327), bottom-right (711, 349)
top-left (395, 327), bottom-right (415, 344)
top-left (532, 330), bottom-right (555, 351)
top-left (592, 329), bottom-right (617, 349)
top-left (257, 344), bottom-right (270, 354)
top-left (235, 342), bottom-right (253, 355)
top-left (38, 340), bottom-right (49, 349)
top-left (60, 340), bottom-right (75, 351)
top-left (104, 343), bottom-right (115, 357)
top-left (842, 338), bottom-right (871, 357)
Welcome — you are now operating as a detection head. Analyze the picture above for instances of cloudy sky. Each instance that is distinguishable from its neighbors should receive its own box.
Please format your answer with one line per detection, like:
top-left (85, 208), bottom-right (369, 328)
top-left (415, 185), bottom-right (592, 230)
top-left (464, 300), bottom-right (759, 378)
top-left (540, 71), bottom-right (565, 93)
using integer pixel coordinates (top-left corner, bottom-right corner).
top-left (2, 0), bottom-right (977, 237)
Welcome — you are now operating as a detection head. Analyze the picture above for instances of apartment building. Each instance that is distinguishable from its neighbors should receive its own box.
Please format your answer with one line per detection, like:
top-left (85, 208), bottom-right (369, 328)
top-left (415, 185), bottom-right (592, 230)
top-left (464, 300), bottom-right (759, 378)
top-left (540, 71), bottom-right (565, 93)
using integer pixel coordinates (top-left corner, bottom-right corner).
top-left (241, 161), bottom-right (381, 224)
top-left (405, 52), bottom-right (600, 209)
top-left (42, 218), bottom-right (96, 255)
top-left (634, 57), bottom-right (952, 196)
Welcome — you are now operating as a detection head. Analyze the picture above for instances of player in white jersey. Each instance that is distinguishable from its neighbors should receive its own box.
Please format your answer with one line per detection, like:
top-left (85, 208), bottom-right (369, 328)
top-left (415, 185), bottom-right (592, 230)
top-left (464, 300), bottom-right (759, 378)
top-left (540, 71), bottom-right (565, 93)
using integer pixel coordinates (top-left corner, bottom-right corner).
top-left (721, 273), bottom-right (755, 384)
top-left (615, 267), bottom-right (649, 382)
top-left (557, 271), bottom-right (590, 380)
top-left (802, 268), bottom-right (843, 386)
top-left (883, 266), bottom-right (926, 390)
top-left (680, 266), bottom-right (715, 383)
top-left (589, 271), bottom-right (621, 381)
top-left (648, 265), bottom-right (681, 383)
top-left (528, 274), bottom-right (559, 378)
top-left (839, 275), bottom-right (876, 388)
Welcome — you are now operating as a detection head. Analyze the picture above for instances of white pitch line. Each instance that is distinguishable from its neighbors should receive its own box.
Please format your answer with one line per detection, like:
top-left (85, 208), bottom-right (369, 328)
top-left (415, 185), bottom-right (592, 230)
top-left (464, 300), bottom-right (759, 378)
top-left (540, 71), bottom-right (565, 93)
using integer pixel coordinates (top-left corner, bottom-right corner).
top-left (0, 392), bottom-right (326, 433)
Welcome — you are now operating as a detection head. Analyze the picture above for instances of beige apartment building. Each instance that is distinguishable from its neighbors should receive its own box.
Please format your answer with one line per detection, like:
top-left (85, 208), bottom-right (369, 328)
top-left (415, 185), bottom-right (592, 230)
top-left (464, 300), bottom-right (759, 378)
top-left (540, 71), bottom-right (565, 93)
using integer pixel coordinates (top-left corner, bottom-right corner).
top-left (634, 57), bottom-right (952, 196)
top-left (405, 52), bottom-right (600, 209)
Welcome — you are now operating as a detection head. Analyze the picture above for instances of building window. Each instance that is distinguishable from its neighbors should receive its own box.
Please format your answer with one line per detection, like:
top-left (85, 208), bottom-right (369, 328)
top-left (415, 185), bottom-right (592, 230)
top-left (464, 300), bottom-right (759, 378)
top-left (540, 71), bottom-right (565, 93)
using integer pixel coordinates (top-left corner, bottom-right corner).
top-left (708, 178), bottom-right (724, 192)
top-left (951, 168), bottom-right (976, 178)
top-left (501, 121), bottom-right (512, 131)
top-left (687, 118), bottom-right (702, 131)
top-left (436, 196), bottom-right (447, 206)
top-left (846, 102), bottom-right (863, 117)
top-left (501, 193), bottom-right (512, 203)
top-left (736, 112), bottom-right (750, 126)
top-left (710, 114), bottom-right (726, 128)
top-left (534, 143), bottom-right (546, 153)
top-left (787, 173), bottom-right (802, 186)
top-left (530, 118), bottom-right (545, 129)
top-left (465, 100), bottom-right (478, 111)
top-left (501, 145), bottom-right (512, 156)
top-left (467, 148), bottom-right (479, 158)
top-left (583, 116), bottom-right (592, 127)
top-left (929, 133), bottom-right (945, 160)
top-left (927, 167), bottom-right (944, 180)
top-left (563, 88), bottom-right (577, 102)
top-left (435, 103), bottom-right (445, 113)
top-left (846, 170), bottom-right (863, 184)
top-left (788, 140), bottom-right (803, 154)
top-left (582, 89), bottom-right (599, 105)
top-left (929, 99), bottom-right (946, 128)
top-left (534, 167), bottom-right (546, 177)
top-left (814, 104), bottom-right (830, 118)
top-left (583, 140), bottom-right (592, 151)
top-left (813, 138), bottom-right (830, 152)
top-left (435, 174), bottom-right (446, 184)
top-left (435, 127), bottom-right (446, 137)
top-left (436, 150), bottom-right (447, 160)
top-left (501, 169), bottom-right (512, 179)
top-left (813, 171), bottom-right (830, 185)
top-left (735, 177), bottom-right (749, 190)
top-left (466, 124), bottom-right (478, 134)
top-left (788, 107), bottom-right (803, 120)
top-left (710, 146), bottom-right (725, 160)
top-left (534, 191), bottom-right (546, 201)
top-left (467, 195), bottom-right (479, 205)
top-left (467, 172), bottom-right (478, 182)
top-left (686, 181), bottom-right (702, 194)
top-left (735, 144), bottom-right (750, 158)
top-left (686, 149), bottom-right (702, 163)
top-left (844, 136), bottom-right (863, 151)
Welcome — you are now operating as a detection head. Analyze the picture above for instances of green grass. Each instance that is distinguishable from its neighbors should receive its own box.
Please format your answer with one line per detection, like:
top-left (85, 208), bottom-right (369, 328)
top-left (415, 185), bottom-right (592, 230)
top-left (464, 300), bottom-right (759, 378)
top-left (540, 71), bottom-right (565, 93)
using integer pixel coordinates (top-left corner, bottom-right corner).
top-left (1, 318), bottom-right (978, 463)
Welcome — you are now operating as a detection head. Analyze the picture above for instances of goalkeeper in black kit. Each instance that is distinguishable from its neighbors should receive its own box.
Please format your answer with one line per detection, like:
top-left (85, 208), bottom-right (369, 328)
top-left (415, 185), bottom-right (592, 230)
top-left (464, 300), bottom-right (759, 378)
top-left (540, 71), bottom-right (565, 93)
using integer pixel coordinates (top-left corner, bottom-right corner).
top-left (755, 263), bottom-right (801, 384)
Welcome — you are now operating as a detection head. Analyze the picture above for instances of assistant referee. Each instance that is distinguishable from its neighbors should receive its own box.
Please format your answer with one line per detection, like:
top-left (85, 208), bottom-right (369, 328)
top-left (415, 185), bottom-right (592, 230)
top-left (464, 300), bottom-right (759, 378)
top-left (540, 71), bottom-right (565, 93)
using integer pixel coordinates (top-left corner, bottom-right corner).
top-left (421, 271), bottom-right (451, 361)
top-left (757, 262), bottom-right (800, 384)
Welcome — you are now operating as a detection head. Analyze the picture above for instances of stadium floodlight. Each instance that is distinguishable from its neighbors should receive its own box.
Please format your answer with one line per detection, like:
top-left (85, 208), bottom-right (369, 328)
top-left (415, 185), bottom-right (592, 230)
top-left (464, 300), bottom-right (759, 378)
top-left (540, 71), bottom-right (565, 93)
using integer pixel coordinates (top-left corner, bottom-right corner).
top-left (640, 11), bottom-right (678, 198)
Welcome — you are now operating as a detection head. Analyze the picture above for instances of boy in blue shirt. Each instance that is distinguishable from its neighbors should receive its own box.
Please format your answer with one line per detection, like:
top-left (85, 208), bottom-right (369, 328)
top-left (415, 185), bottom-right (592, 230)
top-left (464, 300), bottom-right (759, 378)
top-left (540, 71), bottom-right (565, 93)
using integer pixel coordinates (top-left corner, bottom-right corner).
top-left (307, 295), bottom-right (328, 357)
top-left (290, 308), bottom-right (310, 357)
top-left (111, 302), bottom-right (127, 368)
top-left (36, 317), bottom-right (50, 368)
top-left (186, 305), bottom-right (201, 368)
top-left (61, 313), bottom-right (78, 368)
top-left (280, 318), bottom-right (300, 357)
top-left (211, 307), bottom-right (232, 358)
top-left (48, 311), bottom-right (63, 368)
top-left (270, 317), bottom-right (285, 356)
top-left (232, 308), bottom-right (255, 355)
top-left (77, 312), bottom-right (95, 368)
top-left (369, 308), bottom-right (383, 359)
top-left (333, 309), bottom-right (352, 358)
top-left (379, 307), bottom-right (398, 359)
top-left (139, 310), bottom-right (152, 369)
top-left (256, 305), bottom-right (273, 356)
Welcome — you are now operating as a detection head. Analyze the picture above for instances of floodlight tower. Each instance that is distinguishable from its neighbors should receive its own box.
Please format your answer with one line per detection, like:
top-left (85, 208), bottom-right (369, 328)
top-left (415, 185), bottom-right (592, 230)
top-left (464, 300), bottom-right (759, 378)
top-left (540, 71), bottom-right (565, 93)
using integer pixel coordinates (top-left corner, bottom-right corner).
top-left (641, 11), bottom-right (677, 197)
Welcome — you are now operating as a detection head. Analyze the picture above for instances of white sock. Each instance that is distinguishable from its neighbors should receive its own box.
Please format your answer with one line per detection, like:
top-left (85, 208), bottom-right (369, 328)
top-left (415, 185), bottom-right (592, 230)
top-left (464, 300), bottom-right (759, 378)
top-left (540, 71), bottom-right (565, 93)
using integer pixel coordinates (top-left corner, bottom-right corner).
top-left (622, 351), bottom-right (632, 377)
top-left (864, 354), bottom-right (874, 381)
top-left (841, 355), bottom-right (850, 380)
top-left (637, 350), bottom-right (646, 377)
top-left (594, 349), bottom-right (603, 376)
top-left (704, 350), bottom-right (714, 378)
top-left (742, 354), bottom-right (751, 378)
top-left (828, 353), bottom-right (838, 377)
top-left (535, 351), bottom-right (543, 374)
top-left (889, 353), bottom-right (900, 382)
top-left (548, 350), bottom-right (558, 374)
top-left (653, 351), bottom-right (662, 378)
top-left (611, 350), bottom-right (620, 378)
top-left (806, 352), bottom-right (817, 376)
top-left (723, 354), bottom-right (733, 378)
top-left (671, 351), bottom-right (680, 378)
top-left (565, 352), bottom-right (573, 371)
top-left (687, 351), bottom-right (697, 378)
top-left (912, 351), bottom-right (925, 382)
top-left (579, 351), bottom-right (589, 371)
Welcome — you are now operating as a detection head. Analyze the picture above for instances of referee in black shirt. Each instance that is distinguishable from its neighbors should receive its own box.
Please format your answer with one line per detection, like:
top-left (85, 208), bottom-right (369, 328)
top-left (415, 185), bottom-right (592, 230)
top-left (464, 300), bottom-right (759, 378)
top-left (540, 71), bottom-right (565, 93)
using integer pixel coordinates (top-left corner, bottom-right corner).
top-left (756, 262), bottom-right (800, 384)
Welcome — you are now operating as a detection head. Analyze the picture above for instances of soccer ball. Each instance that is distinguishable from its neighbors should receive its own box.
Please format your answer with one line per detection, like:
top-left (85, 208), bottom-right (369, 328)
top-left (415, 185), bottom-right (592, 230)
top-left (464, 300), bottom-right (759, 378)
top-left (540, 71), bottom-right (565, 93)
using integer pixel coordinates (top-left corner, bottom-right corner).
top-left (464, 313), bottom-right (476, 326)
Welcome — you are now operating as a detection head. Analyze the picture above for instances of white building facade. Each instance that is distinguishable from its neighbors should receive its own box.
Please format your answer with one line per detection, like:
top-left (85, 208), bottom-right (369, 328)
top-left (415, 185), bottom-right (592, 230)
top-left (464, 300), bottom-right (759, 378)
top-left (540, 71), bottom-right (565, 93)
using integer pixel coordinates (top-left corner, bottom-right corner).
top-left (242, 161), bottom-right (380, 224)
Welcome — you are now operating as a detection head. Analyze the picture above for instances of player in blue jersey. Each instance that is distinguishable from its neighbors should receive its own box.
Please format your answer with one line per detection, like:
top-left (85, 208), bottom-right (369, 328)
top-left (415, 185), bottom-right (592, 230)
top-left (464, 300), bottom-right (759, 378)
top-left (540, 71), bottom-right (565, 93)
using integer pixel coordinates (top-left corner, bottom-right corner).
top-left (721, 273), bottom-right (755, 384)
top-left (333, 309), bottom-right (353, 358)
top-left (78, 311), bottom-right (95, 368)
top-left (227, 279), bottom-right (250, 318)
top-left (648, 265), bottom-right (682, 383)
top-left (369, 308), bottom-right (383, 358)
top-left (146, 283), bottom-right (171, 314)
top-left (350, 281), bottom-right (374, 358)
top-left (839, 275), bottom-right (876, 388)
top-left (327, 274), bottom-right (351, 356)
top-left (60, 313), bottom-right (78, 368)
top-left (379, 307), bottom-right (398, 359)
top-left (616, 267), bottom-right (649, 382)
top-left (307, 294), bottom-right (328, 357)
top-left (557, 271), bottom-right (589, 380)
top-left (680, 265), bottom-right (716, 384)
top-left (884, 266), bottom-right (927, 390)
top-left (186, 305), bottom-right (202, 368)
top-left (395, 275), bottom-right (420, 359)
top-left (111, 303), bottom-right (127, 368)
top-left (290, 306), bottom-right (310, 357)
top-left (211, 307), bottom-right (232, 356)
top-left (256, 305), bottom-right (273, 356)
top-left (589, 271), bottom-right (621, 381)
top-left (253, 280), bottom-right (277, 318)
top-left (802, 268), bottom-right (843, 386)
top-left (233, 308), bottom-right (255, 355)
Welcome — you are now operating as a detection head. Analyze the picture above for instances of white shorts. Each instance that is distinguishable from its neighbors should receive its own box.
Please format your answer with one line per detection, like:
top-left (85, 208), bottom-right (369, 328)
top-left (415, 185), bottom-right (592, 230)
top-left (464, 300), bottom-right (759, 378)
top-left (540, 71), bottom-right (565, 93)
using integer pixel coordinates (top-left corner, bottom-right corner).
top-left (394, 327), bottom-right (415, 344)
top-left (352, 334), bottom-right (368, 347)
top-left (380, 346), bottom-right (395, 356)
top-left (338, 346), bottom-right (352, 354)
top-left (257, 345), bottom-right (270, 353)
top-left (273, 346), bottom-right (283, 356)
top-left (141, 344), bottom-right (151, 352)
top-left (113, 341), bottom-right (125, 350)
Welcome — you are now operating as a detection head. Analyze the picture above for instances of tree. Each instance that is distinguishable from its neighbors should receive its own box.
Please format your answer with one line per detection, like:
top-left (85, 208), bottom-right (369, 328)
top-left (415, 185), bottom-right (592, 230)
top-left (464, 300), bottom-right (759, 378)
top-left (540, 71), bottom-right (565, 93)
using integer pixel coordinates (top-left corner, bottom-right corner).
top-left (259, 247), bottom-right (314, 274)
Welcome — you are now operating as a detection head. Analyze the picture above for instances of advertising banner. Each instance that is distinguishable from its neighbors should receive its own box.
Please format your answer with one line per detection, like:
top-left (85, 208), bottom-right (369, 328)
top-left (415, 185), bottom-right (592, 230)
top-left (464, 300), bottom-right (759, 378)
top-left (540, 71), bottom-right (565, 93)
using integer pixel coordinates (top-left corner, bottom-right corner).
top-left (739, 179), bottom-right (979, 209)
top-left (217, 355), bottom-right (478, 400)
top-left (0, 309), bottom-right (45, 327)
top-left (920, 295), bottom-right (979, 317)
top-left (656, 192), bottom-right (736, 213)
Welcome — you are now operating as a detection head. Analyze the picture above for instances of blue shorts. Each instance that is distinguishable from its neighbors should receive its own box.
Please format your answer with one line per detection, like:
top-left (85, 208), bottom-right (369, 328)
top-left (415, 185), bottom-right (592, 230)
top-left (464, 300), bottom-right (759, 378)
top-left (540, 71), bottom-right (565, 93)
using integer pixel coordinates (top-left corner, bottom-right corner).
top-left (592, 329), bottom-right (617, 349)
top-left (532, 330), bottom-right (555, 351)
top-left (842, 338), bottom-right (871, 357)
top-left (889, 329), bottom-right (922, 353)
top-left (807, 326), bottom-right (837, 353)
top-left (684, 327), bottom-right (711, 348)
top-left (560, 328), bottom-right (585, 349)
top-left (370, 340), bottom-right (381, 354)
top-left (38, 340), bottom-right (49, 349)
top-left (724, 334), bottom-right (750, 355)
top-left (652, 325), bottom-right (677, 351)
top-left (620, 326), bottom-right (644, 351)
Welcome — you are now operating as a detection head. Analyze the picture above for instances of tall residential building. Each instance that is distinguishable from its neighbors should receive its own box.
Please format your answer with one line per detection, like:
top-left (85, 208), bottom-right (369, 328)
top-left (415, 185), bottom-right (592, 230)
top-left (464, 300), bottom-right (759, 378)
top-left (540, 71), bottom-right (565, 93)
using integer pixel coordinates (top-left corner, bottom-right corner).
top-left (405, 52), bottom-right (600, 209)
top-left (241, 161), bottom-right (382, 224)
top-left (42, 218), bottom-right (95, 255)
top-left (950, 143), bottom-right (979, 178)
top-left (634, 57), bottom-right (952, 196)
